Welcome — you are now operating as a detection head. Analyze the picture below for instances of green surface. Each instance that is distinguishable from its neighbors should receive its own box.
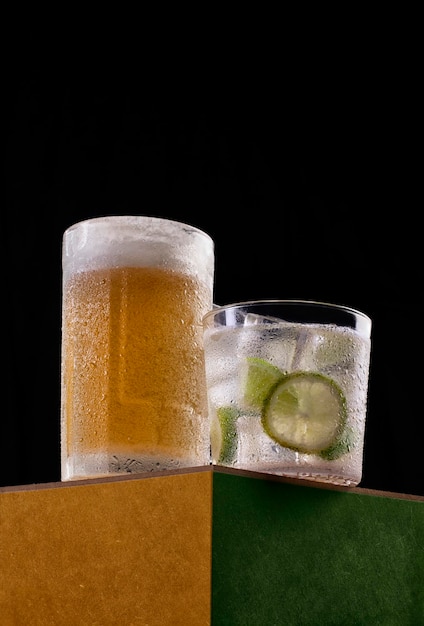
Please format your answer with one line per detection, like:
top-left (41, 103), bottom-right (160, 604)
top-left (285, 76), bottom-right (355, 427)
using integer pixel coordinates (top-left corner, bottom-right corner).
top-left (212, 472), bottom-right (424, 626)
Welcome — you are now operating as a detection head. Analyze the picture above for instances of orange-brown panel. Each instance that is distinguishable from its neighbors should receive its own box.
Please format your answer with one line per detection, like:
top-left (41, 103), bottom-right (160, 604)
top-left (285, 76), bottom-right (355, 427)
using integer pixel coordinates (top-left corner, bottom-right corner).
top-left (0, 469), bottom-right (212, 625)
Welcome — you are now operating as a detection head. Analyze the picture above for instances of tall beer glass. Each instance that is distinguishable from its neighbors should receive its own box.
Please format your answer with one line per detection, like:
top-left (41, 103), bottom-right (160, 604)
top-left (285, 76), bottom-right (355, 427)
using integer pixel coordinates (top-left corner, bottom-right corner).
top-left (61, 216), bottom-right (215, 480)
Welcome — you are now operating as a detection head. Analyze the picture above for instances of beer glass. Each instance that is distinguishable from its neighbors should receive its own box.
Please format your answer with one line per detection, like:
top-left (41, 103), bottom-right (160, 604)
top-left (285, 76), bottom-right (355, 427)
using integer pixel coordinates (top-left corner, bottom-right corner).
top-left (203, 300), bottom-right (372, 487)
top-left (61, 216), bottom-right (214, 480)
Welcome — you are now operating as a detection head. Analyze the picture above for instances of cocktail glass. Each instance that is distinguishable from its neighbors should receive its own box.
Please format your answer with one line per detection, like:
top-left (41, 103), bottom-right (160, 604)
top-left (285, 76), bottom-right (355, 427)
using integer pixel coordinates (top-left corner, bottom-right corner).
top-left (202, 300), bottom-right (372, 487)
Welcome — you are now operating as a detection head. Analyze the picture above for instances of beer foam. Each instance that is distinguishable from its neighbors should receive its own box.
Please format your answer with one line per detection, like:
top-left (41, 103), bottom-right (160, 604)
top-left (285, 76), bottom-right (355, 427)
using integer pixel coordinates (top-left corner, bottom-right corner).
top-left (63, 216), bottom-right (214, 285)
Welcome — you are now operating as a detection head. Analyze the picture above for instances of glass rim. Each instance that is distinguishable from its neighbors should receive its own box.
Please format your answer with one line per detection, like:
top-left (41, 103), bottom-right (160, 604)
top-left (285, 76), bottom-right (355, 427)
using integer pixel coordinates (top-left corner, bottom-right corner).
top-left (64, 214), bottom-right (214, 245)
top-left (204, 299), bottom-right (372, 331)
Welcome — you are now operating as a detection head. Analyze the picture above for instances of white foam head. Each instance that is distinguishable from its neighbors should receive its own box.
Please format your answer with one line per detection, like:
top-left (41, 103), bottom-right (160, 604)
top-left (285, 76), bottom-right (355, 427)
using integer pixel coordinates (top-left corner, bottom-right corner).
top-left (63, 216), bottom-right (214, 287)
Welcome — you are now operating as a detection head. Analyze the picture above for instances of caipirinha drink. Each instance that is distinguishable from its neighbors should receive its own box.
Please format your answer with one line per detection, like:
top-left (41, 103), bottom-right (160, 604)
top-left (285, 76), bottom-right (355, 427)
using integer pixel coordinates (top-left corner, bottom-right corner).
top-left (61, 216), bottom-right (214, 480)
top-left (202, 300), bottom-right (372, 487)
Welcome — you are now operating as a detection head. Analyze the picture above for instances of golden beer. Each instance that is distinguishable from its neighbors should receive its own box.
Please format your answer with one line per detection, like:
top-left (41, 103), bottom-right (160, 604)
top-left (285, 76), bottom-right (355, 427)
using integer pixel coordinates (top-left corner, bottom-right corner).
top-left (61, 217), bottom-right (214, 480)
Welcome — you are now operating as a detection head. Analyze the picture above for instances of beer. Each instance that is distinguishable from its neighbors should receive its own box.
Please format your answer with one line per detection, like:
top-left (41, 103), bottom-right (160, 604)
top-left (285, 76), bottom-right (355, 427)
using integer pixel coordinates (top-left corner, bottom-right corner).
top-left (61, 217), bottom-right (214, 480)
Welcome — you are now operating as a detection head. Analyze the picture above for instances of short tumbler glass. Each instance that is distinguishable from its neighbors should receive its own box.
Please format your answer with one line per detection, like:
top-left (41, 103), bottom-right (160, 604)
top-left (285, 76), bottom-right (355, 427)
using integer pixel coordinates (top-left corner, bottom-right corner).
top-left (202, 300), bottom-right (372, 486)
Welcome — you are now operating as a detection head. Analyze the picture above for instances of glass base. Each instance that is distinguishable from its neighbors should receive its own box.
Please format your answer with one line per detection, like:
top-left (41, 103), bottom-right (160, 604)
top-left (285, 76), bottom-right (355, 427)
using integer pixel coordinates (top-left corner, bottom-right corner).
top-left (216, 461), bottom-right (361, 487)
top-left (62, 452), bottom-right (210, 481)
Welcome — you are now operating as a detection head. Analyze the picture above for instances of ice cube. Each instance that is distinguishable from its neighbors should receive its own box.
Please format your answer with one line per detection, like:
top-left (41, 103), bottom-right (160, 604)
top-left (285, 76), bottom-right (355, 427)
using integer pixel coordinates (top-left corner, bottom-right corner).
top-left (237, 314), bottom-right (297, 372)
top-left (243, 313), bottom-right (287, 326)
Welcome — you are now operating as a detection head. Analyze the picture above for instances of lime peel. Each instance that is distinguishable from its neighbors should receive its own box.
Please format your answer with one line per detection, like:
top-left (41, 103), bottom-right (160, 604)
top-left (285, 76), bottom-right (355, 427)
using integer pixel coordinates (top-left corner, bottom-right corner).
top-left (243, 356), bottom-right (285, 409)
top-left (213, 406), bottom-right (240, 464)
top-left (319, 426), bottom-right (355, 460)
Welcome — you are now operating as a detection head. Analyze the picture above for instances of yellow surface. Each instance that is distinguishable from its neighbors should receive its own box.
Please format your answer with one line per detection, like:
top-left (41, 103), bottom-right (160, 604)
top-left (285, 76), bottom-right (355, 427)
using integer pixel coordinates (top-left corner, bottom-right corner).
top-left (0, 469), bottom-right (212, 626)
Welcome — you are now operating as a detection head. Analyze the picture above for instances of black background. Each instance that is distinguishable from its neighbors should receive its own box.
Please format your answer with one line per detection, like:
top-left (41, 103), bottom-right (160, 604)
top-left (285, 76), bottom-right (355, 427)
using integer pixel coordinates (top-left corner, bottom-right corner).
top-left (4, 56), bottom-right (422, 496)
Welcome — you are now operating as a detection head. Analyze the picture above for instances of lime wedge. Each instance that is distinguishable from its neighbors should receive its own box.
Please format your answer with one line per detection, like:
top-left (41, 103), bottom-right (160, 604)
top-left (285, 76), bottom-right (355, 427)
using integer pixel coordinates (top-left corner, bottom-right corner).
top-left (243, 357), bottom-right (284, 409)
top-left (319, 426), bottom-right (355, 460)
top-left (262, 371), bottom-right (347, 454)
top-left (212, 406), bottom-right (240, 464)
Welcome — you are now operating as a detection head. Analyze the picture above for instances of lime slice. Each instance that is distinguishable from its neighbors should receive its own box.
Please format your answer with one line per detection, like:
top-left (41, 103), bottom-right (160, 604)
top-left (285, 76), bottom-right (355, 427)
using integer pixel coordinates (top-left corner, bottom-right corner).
top-left (211, 406), bottom-right (240, 464)
top-left (319, 426), bottom-right (355, 460)
top-left (262, 371), bottom-right (347, 454)
top-left (243, 357), bottom-right (284, 409)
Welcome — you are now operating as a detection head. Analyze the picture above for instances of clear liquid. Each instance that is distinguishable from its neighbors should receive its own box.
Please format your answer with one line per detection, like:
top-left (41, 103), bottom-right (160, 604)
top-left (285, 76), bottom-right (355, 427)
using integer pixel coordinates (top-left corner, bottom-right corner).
top-left (203, 321), bottom-right (371, 486)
